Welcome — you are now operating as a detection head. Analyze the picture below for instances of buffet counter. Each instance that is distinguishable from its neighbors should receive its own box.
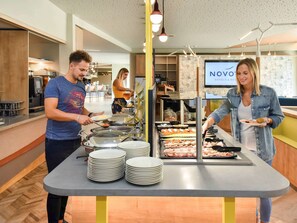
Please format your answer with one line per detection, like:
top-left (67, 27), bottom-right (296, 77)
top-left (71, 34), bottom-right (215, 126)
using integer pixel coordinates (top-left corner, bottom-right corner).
top-left (0, 112), bottom-right (46, 192)
top-left (0, 111), bottom-right (45, 132)
top-left (43, 126), bottom-right (289, 223)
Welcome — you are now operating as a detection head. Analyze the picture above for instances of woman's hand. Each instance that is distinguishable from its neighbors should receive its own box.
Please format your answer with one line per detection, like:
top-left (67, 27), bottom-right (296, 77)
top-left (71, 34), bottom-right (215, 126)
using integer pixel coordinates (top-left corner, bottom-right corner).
top-left (202, 117), bottom-right (215, 134)
top-left (256, 117), bottom-right (272, 127)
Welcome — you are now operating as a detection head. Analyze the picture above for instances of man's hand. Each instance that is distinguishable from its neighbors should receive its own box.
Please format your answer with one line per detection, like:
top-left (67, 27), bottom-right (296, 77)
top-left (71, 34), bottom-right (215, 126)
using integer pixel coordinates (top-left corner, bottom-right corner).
top-left (76, 115), bottom-right (93, 125)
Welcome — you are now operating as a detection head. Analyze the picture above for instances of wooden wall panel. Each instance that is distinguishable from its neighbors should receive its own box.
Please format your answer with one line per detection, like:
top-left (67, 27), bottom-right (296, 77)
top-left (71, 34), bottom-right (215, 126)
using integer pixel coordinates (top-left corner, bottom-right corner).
top-left (136, 54), bottom-right (145, 76)
top-left (0, 30), bottom-right (29, 115)
top-left (273, 138), bottom-right (297, 187)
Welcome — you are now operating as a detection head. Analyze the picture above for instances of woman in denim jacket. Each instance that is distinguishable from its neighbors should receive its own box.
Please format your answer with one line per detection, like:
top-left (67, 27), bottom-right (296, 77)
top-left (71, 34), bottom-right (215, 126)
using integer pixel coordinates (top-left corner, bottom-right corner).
top-left (202, 58), bottom-right (284, 223)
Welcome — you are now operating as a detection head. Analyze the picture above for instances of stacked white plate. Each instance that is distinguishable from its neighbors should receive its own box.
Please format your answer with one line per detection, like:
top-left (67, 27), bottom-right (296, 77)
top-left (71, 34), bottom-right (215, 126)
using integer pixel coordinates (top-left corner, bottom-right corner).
top-left (125, 157), bottom-right (163, 185)
top-left (87, 149), bottom-right (126, 182)
top-left (117, 141), bottom-right (150, 160)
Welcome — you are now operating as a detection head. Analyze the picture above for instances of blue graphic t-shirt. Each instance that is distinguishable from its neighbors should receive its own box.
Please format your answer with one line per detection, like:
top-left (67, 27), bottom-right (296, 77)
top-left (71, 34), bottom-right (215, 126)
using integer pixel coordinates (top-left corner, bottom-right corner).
top-left (44, 76), bottom-right (86, 140)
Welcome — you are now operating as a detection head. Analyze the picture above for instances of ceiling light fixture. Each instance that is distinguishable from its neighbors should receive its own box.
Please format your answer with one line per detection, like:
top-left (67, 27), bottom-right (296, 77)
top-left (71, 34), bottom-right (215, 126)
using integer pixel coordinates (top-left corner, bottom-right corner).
top-left (159, 27), bottom-right (168, 42)
top-left (158, 0), bottom-right (168, 42)
top-left (144, 0), bottom-right (156, 5)
top-left (187, 45), bottom-right (197, 57)
top-left (183, 50), bottom-right (187, 57)
top-left (152, 23), bottom-right (161, 32)
top-left (150, 0), bottom-right (163, 24)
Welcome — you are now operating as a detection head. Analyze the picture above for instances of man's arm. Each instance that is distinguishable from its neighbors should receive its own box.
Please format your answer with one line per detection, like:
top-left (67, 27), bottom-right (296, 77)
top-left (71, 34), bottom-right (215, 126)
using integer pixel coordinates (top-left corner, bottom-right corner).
top-left (45, 98), bottom-right (93, 125)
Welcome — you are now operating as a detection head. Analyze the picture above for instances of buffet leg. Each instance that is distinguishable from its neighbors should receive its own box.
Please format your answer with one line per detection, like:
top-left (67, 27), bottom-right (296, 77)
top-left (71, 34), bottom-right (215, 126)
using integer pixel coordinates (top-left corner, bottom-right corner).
top-left (96, 196), bottom-right (108, 223)
top-left (222, 197), bottom-right (235, 223)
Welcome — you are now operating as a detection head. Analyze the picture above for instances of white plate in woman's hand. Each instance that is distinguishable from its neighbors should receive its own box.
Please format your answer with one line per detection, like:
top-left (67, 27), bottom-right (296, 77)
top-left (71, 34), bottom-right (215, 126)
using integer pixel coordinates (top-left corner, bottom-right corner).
top-left (239, 119), bottom-right (266, 126)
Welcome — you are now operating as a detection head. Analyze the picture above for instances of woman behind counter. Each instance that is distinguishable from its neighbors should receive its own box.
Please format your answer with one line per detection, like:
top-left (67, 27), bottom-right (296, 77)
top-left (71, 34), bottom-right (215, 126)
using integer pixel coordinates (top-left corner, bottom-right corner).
top-left (202, 58), bottom-right (284, 223)
top-left (112, 68), bottom-right (134, 114)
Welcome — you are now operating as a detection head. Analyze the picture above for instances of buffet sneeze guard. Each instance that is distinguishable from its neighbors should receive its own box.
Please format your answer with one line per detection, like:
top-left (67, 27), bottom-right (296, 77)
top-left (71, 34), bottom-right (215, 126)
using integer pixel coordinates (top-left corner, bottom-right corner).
top-left (160, 96), bottom-right (253, 165)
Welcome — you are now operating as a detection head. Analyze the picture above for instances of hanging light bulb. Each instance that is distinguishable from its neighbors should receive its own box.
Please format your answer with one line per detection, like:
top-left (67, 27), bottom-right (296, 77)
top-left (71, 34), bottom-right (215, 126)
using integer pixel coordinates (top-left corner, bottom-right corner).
top-left (227, 52), bottom-right (231, 58)
top-left (144, 0), bottom-right (156, 4)
top-left (152, 23), bottom-right (161, 32)
top-left (267, 50), bottom-right (271, 56)
top-left (183, 50), bottom-right (187, 57)
top-left (158, 0), bottom-right (168, 42)
top-left (159, 27), bottom-right (168, 42)
top-left (150, 0), bottom-right (163, 24)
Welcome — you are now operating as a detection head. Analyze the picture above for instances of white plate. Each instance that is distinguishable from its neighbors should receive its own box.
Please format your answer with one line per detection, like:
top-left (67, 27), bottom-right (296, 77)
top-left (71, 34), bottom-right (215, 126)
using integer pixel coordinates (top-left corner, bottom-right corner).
top-left (91, 115), bottom-right (111, 121)
top-left (126, 157), bottom-right (163, 168)
top-left (89, 149), bottom-right (126, 159)
top-left (118, 141), bottom-right (150, 150)
top-left (239, 119), bottom-right (266, 126)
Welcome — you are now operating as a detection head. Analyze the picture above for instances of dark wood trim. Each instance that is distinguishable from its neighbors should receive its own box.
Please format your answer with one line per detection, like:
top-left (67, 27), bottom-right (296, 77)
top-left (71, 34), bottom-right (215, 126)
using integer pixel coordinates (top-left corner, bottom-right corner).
top-left (0, 134), bottom-right (45, 167)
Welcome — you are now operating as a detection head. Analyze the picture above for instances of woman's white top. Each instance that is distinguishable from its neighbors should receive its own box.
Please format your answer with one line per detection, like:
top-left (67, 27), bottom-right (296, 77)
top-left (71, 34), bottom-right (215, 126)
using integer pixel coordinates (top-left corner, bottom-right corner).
top-left (238, 101), bottom-right (257, 151)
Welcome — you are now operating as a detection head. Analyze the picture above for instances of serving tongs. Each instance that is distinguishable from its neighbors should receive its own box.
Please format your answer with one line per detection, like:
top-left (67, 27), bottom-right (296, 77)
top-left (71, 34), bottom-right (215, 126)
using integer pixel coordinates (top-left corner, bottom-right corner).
top-left (212, 145), bottom-right (241, 152)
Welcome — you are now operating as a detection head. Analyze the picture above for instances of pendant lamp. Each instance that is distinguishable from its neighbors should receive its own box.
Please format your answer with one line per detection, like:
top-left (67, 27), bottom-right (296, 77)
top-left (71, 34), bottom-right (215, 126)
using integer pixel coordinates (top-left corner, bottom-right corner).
top-left (150, 0), bottom-right (163, 24)
top-left (158, 0), bottom-right (168, 42)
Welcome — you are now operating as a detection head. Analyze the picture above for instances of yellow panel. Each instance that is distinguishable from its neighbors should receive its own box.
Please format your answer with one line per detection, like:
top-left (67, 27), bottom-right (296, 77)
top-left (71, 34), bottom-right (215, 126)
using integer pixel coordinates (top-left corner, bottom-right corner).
top-left (96, 196), bottom-right (108, 223)
top-left (145, 1), bottom-right (152, 142)
top-left (222, 197), bottom-right (235, 223)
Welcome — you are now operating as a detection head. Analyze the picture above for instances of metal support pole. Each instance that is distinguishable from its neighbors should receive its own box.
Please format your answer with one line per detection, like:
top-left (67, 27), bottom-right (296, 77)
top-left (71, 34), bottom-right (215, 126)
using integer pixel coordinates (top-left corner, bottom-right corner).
top-left (195, 97), bottom-right (203, 163)
top-left (180, 100), bottom-right (184, 124)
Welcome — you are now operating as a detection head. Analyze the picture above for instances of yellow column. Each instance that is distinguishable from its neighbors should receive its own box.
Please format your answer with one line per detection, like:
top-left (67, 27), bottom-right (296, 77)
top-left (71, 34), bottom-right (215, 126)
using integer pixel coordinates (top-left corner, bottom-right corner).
top-left (145, 0), bottom-right (153, 142)
top-left (222, 197), bottom-right (235, 223)
top-left (96, 196), bottom-right (108, 223)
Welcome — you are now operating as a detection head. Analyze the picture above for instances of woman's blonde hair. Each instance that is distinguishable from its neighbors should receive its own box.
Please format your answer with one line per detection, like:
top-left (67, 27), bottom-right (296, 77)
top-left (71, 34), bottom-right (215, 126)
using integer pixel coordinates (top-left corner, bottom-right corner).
top-left (236, 58), bottom-right (261, 95)
top-left (116, 68), bottom-right (129, 80)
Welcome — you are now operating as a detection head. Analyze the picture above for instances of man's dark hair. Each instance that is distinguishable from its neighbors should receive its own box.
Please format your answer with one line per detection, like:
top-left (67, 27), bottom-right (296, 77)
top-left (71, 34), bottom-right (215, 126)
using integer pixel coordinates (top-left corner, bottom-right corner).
top-left (69, 50), bottom-right (92, 64)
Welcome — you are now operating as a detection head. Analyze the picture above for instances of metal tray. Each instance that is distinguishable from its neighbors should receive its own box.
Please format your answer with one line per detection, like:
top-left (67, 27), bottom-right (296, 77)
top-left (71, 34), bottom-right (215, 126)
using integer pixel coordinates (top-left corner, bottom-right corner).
top-left (159, 140), bottom-right (237, 159)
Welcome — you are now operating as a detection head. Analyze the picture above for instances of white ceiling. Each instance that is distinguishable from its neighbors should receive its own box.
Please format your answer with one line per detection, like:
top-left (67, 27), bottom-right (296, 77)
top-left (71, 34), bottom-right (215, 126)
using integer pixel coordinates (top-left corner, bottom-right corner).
top-left (2, 0), bottom-right (297, 54)
top-left (48, 0), bottom-right (297, 54)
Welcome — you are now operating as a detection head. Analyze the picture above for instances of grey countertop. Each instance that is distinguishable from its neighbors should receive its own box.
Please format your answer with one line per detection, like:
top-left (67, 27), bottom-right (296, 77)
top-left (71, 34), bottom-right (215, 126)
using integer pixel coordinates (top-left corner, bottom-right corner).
top-left (43, 127), bottom-right (290, 198)
top-left (0, 111), bottom-right (45, 132)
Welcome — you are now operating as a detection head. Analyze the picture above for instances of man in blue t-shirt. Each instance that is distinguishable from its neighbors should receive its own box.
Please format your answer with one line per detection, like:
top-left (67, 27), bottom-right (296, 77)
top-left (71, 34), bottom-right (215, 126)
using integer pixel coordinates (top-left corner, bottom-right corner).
top-left (44, 50), bottom-right (104, 223)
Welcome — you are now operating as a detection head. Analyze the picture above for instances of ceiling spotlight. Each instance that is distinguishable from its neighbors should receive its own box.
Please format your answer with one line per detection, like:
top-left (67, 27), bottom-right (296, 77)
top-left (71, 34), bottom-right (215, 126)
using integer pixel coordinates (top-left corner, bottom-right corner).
top-left (150, 0), bottom-right (163, 24)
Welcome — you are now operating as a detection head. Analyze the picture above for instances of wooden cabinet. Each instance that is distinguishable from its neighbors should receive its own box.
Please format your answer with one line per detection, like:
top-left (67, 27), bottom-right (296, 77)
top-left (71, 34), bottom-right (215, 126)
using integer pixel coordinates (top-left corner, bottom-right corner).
top-left (0, 30), bottom-right (29, 115)
top-left (155, 55), bottom-right (178, 89)
top-left (135, 54), bottom-right (178, 89)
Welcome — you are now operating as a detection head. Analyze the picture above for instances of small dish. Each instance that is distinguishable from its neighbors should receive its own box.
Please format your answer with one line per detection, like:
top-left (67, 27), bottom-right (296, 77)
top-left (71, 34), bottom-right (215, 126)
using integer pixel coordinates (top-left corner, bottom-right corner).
top-left (100, 123), bottom-right (110, 128)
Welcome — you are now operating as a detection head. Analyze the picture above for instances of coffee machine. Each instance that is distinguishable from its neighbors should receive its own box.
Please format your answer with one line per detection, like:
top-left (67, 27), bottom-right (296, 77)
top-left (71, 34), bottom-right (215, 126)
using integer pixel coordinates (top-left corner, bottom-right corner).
top-left (29, 76), bottom-right (44, 112)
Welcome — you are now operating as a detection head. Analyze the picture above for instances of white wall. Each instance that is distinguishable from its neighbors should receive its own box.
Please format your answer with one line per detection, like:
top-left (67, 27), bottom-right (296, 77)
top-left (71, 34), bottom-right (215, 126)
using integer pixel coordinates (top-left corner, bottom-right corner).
top-left (89, 52), bottom-right (130, 65)
top-left (72, 16), bottom-right (131, 52)
top-left (0, 0), bottom-right (67, 42)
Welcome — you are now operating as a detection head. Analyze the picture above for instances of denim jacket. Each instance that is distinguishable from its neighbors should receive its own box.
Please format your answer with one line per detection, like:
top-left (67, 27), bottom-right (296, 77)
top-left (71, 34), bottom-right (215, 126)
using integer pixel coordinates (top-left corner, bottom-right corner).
top-left (209, 85), bottom-right (284, 161)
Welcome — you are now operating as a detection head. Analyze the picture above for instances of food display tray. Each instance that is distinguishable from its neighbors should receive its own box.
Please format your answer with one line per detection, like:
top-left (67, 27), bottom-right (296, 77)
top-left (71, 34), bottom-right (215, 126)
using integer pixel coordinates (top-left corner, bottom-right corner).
top-left (159, 138), bottom-right (237, 159)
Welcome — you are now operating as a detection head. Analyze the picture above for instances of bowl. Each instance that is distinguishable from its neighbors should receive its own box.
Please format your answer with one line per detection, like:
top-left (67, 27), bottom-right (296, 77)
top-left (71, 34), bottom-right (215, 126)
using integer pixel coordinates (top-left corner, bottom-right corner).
top-left (169, 120), bottom-right (180, 125)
